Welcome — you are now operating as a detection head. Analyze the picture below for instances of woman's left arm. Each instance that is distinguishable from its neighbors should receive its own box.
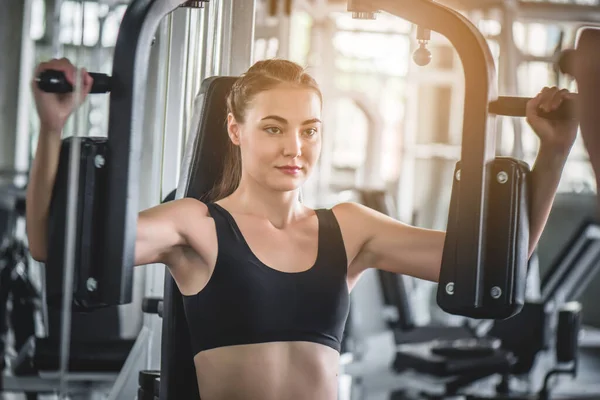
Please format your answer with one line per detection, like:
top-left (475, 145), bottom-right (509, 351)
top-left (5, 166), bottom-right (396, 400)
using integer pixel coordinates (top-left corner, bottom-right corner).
top-left (524, 87), bottom-right (579, 258)
top-left (341, 87), bottom-right (578, 283)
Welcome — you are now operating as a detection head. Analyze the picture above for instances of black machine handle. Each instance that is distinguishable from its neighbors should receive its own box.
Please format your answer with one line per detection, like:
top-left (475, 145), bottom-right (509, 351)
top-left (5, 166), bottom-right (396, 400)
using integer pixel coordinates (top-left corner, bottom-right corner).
top-left (489, 96), bottom-right (577, 120)
top-left (36, 70), bottom-right (112, 94)
top-left (142, 297), bottom-right (164, 318)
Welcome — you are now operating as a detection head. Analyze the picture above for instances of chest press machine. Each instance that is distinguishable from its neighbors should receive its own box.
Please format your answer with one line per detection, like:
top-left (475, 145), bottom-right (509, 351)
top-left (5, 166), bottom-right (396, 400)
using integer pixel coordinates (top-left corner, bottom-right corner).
top-left (33, 0), bottom-right (591, 399)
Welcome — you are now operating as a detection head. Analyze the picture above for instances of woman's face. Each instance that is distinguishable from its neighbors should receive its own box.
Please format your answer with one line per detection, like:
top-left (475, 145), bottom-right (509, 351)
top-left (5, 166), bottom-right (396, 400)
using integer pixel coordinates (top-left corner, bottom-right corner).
top-left (228, 84), bottom-right (322, 192)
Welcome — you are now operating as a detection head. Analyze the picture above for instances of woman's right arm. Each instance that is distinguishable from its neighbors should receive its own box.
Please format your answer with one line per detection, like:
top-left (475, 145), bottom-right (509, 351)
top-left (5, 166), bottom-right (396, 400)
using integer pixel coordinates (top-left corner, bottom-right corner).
top-left (27, 59), bottom-right (210, 269)
top-left (135, 198), bottom-right (211, 267)
top-left (26, 127), bottom-right (62, 261)
top-left (26, 58), bottom-right (93, 261)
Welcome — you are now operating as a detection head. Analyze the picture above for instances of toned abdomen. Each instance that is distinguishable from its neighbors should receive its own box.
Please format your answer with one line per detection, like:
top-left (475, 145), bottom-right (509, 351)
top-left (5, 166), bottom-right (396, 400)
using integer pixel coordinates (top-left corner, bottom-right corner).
top-left (194, 341), bottom-right (340, 400)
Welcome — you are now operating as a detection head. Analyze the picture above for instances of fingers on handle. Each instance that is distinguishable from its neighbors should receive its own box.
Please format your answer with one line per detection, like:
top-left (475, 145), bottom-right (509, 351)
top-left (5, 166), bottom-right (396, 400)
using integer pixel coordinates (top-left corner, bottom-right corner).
top-left (539, 86), bottom-right (559, 112)
top-left (526, 97), bottom-right (541, 126)
top-left (32, 61), bottom-right (49, 89)
top-left (57, 58), bottom-right (77, 85)
top-left (33, 58), bottom-right (77, 85)
top-left (526, 91), bottom-right (542, 116)
top-left (81, 68), bottom-right (94, 97)
top-left (33, 58), bottom-right (95, 99)
top-left (550, 88), bottom-right (570, 110)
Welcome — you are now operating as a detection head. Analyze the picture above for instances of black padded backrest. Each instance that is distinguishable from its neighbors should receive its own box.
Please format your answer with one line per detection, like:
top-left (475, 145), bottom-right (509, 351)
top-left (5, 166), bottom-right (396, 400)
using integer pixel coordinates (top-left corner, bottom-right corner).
top-left (180, 76), bottom-right (238, 201)
top-left (160, 76), bottom-right (237, 400)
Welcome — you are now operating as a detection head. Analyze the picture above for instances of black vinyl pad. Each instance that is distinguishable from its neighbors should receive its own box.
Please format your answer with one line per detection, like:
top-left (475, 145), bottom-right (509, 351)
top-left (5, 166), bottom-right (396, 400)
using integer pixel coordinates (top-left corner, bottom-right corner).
top-left (160, 77), bottom-right (237, 400)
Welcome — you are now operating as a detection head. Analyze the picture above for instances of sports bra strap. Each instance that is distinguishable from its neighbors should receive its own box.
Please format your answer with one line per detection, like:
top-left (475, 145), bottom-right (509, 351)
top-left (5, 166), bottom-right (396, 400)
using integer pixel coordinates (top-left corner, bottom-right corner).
top-left (314, 208), bottom-right (348, 274)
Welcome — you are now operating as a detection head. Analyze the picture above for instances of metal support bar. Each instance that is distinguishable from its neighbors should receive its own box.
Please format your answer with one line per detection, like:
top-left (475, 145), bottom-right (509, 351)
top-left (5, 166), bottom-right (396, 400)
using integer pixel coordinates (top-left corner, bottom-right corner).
top-left (0, 0), bottom-right (26, 170)
top-left (360, 0), bottom-right (497, 310)
top-left (518, 53), bottom-right (557, 65)
top-left (218, 0), bottom-right (256, 75)
top-left (353, 94), bottom-right (384, 189)
top-left (2, 374), bottom-right (116, 394)
top-left (102, 0), bottom-right (191, 305)
top-left (106, 326), bottom-right (150, 400)
top-left (542, 224), bottom-right (600, 307)
top-left (498, 3), bottom-right (523, 159)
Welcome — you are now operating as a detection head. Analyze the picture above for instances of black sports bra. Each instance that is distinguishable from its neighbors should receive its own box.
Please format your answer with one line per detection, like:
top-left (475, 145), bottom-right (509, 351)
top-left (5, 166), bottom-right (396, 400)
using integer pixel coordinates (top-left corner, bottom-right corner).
top-left (181, 203), bottom-right (350, 355)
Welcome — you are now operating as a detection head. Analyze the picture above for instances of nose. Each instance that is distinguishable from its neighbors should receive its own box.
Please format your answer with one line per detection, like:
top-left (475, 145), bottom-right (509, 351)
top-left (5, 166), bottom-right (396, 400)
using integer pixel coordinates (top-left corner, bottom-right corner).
top-left (282, 132), bottom-right (302, 158)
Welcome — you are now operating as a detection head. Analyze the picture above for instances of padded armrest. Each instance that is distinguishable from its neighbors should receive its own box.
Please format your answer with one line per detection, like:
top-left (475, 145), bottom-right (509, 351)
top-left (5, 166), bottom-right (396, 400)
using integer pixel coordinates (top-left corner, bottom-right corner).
top-left (161, 76), bottom-right (237, 400)
top-left (393, 341), bottom-right (514, 376)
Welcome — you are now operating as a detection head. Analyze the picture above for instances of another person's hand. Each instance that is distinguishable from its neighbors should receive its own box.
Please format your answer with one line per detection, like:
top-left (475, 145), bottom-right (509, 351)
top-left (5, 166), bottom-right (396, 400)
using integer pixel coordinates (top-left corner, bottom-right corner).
top-left (526, 87), bottom-right (579, 153)
top-left (31, 58), bottom-right (93, 134)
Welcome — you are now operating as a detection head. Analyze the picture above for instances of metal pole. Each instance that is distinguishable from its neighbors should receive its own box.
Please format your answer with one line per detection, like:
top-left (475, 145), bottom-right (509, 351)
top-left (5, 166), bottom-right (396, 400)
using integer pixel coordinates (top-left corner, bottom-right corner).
top-left (13, 1), bottom-right (34, 194)
top-left (102, 0), bottom-right (188, 305)
top-left (138, 15), bottom-right (171, 374)
top-left (201, 0), bottom-right (219, 78)
top-left (499, 2), bottom-right (523, 159)
top-left (277, 3), bottom-right (291, 59)
top-left (220, 0), bottom-right (256, 75)
top-left (106, 327), bottom-right (151, 400)
top-left (59, 1), bottom-right (88, 394)
top-left (353, 96), bottom-right (383, 189)
top-left (0, 0), bottom-right (26, 171)
top-left (161, 9), bottom-right (192, 191)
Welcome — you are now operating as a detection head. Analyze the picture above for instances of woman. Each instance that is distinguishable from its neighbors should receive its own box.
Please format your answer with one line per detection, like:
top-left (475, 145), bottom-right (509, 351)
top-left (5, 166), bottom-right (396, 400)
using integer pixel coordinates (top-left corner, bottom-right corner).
top-left (26, 57), bottom-right (578, 400)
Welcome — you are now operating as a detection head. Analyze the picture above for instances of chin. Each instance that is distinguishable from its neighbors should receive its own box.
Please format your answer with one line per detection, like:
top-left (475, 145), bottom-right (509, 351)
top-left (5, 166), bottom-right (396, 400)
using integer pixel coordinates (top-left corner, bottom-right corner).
top-left (271, 182), bottom-right (303, 192)
top-left (267, 176), bottom-right (305, 192)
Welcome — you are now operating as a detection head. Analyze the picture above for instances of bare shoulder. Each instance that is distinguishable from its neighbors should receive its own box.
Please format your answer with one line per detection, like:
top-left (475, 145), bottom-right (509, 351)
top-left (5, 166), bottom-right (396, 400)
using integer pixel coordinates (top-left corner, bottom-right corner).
top-left (331, 201), bottom-right (379, 224)
top-left (171, 197), bottom-right (215, 237)
top-left (165, 198), bottom-right (218, 294)
top-left (330, 202), bottom-right (378, 263)
top-left (331, 201), bottom-right (392, 237)
top-left (175, 197), bottom-right (210, 215)
top-left (332, 201), bottom-right (367, 214)
top-left (162, 198), bottom-right (218, 293)
top-left (331, 201), bottom-right (406, 257)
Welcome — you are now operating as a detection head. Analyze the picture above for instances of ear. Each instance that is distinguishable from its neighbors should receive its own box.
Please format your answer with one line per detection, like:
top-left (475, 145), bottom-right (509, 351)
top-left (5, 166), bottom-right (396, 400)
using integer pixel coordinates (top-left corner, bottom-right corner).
top-left (227, 113), bottom-right (241, 146)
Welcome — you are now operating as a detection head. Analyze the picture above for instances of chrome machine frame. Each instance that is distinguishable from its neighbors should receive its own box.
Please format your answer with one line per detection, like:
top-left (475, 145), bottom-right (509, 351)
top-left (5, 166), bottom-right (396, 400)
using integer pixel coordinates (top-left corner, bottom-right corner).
top-left (349, 0), bottom-right (498, 315)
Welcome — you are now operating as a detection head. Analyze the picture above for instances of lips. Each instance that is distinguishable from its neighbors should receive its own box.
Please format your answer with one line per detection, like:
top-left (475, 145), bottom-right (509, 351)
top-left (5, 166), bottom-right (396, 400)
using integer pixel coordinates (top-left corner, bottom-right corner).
top-left (277, 166), bottom-right (302, 174)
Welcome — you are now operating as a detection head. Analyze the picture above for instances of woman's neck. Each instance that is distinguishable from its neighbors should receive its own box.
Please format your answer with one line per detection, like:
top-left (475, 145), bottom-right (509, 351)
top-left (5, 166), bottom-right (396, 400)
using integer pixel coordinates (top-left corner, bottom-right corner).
top-left (223, 180), bottom-right (304, 228)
